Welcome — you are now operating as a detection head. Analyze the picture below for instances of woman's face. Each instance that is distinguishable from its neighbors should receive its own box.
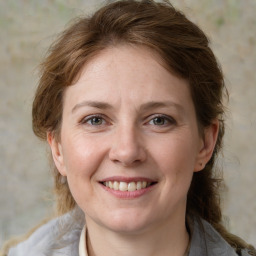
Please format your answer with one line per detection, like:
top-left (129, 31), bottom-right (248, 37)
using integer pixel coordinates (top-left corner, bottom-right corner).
top-left (49, 45), bottom-right (216, 234)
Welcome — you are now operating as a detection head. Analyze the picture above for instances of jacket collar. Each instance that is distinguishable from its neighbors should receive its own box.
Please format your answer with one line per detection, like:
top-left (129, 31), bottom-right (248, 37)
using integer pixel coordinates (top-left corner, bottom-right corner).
top-left (10, 210), bottom-right (249, 256)
top-left (188, 217), bottom-right (238, 256)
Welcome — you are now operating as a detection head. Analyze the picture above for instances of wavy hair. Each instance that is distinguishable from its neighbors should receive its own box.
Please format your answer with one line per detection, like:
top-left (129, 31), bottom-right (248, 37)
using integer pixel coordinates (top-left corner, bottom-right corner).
top-left (29, 0), bottom-right (255, 254)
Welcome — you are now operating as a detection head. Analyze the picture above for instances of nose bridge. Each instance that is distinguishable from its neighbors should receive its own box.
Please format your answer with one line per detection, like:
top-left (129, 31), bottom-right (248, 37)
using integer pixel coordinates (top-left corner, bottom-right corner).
top-left (109, 120), bottom-right (146, 166)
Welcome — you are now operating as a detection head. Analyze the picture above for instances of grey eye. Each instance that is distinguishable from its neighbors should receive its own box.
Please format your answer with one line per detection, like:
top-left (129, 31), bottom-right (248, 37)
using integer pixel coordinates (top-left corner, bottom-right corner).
top-left (89, 117), bottom-right (103, 125)
top-left (152, 117), bottom-right (167, 125)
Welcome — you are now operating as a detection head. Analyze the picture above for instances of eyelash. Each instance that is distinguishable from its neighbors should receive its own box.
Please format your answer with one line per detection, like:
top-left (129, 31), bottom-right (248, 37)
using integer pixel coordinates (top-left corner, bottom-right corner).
top-left (80, 114), bottom-right (107, 126)
top-left (147, 114), bottom-right (176, 127)
top-left (80, 114), bottom-right (176, 128)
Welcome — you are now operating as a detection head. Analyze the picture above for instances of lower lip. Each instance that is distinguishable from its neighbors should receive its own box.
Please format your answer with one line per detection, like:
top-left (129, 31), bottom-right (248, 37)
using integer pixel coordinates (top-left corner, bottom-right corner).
top-left (100, 183), bottom-right (155, 199)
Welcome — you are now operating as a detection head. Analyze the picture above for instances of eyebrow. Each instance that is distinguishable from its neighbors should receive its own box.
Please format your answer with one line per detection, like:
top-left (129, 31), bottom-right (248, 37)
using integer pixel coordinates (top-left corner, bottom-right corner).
top-left (72, 101), bottom-right (113, 113)
top-left (139, 101), bottom-right (185, 113)
top-left (71, 100), bottom-right (184, 114)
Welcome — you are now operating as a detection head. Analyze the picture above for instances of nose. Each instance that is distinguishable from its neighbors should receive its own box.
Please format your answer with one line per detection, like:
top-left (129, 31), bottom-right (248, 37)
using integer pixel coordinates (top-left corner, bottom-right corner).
top-left (109, 124), bottom-right (147, 167)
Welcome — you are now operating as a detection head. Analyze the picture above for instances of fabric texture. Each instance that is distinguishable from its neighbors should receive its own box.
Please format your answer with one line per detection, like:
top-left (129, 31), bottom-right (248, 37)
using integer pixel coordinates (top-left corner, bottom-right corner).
top-left (8, 209), bottom-right (251, 256)
top-left (79, 226), bottom-right (87, 256)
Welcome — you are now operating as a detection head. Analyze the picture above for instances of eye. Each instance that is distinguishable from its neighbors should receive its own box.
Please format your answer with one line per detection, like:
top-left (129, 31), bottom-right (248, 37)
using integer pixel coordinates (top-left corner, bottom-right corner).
top-left (80, 115), bottom-right (106, 126)
top-left (88, 116), bottom-right (104, 125)
top-left (151, 117), bottom-right (167, 126)
top-left (148, 115), bottom-right (176, 126)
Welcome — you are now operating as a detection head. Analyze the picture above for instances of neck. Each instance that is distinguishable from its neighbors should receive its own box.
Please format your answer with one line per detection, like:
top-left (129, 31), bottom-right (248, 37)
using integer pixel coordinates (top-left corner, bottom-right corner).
top-left (85, 215), bottom-right (189, 256)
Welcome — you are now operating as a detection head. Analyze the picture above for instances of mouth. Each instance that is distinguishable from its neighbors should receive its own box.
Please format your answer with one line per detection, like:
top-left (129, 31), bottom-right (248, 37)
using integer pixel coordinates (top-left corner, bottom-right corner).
top-left (100, 180), bottom-right (157, 192)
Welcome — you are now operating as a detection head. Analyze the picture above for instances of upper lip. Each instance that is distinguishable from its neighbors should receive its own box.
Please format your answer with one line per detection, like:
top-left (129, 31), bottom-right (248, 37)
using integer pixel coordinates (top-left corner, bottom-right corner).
top-left (99, 176), bottom-right (157, 183)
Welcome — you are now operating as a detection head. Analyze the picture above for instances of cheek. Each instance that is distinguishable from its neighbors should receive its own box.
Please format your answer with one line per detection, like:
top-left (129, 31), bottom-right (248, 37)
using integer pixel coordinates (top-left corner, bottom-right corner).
top-left (150, 133), bottom-right (197, 172)
top-left (150, 133), bottom-right (197, 196)
top-left (60, 135), bottom-right (105, 207)
top-left (61, 134), bottom-right (104, 178)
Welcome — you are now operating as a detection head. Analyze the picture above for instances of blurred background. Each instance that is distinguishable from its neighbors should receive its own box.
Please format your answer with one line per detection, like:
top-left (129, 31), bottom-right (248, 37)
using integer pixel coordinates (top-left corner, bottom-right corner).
top-left (0, 0), bottom-right (255, 247)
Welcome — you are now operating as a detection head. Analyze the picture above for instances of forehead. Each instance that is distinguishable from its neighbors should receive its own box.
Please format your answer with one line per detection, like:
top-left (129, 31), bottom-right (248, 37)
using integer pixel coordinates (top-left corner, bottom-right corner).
top-left (76, 45), bottom-right (169, 85)
top-left (63, 45), bottom-right (193, 112)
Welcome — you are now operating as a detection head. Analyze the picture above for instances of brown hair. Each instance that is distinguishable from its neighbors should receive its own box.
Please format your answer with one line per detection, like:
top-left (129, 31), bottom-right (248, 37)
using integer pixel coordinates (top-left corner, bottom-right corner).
top-left (31, 0), bottom-right (254, 254)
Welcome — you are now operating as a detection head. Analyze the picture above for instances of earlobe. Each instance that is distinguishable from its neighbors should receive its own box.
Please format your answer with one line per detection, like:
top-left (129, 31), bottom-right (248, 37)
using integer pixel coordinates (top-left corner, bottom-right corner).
top-left (194, 120), bottom-right (219, 172)
top-left (47, 132), bottom-right (67, 176)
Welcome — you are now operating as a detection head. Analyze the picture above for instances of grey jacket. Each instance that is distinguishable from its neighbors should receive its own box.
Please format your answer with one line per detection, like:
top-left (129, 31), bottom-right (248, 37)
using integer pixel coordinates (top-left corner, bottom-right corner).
top-left (8, 211), bottom-right (252, 256)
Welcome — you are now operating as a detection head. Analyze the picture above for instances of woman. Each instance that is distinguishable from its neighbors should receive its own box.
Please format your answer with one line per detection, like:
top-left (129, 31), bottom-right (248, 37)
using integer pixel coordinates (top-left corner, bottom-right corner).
top-left (3, 0), bottom-right (255, 255)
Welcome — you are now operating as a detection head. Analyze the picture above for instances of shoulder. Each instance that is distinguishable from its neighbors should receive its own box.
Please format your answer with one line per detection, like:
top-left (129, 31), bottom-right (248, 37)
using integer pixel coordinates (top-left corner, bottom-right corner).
top-left (7, 209), bottom-right (84, 256)
top-left (188, 217), bottom-right (254, 256)
top-left (240, 249), bottom-right (255, 256)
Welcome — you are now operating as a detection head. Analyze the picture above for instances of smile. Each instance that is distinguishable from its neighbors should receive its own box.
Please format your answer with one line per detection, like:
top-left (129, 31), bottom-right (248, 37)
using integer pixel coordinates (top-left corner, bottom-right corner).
top-left (103, 181), bottom-right (153, 192)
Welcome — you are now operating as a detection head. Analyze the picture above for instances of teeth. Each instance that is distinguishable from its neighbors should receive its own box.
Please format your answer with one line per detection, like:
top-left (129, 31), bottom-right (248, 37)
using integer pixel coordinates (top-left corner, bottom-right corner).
top-left (109, 181), bottom-right (113, 189)
top-left (119, 182), bottom-right (128, 191)
top-left (128, 182), bottom-right (136, 192)
top-left (113, 181), bottom-right (119, 190)
top-left (103, 181), bottom-right (153, 191)
top-left (136, 181), bottom-right (142, 190)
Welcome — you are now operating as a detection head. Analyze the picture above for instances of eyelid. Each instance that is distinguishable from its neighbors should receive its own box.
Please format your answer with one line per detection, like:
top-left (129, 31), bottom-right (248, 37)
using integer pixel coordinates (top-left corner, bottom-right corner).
top-left (146, 114), bottom-right (177, 125)
top-left (79, 113), bottom-right (176, 127)
top-left (79, 114), bottom-right (108, 125)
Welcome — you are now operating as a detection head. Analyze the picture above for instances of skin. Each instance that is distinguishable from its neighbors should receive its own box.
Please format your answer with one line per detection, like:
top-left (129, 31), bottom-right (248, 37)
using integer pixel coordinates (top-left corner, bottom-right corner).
top-left (48, 45), bottom-right (218, 256)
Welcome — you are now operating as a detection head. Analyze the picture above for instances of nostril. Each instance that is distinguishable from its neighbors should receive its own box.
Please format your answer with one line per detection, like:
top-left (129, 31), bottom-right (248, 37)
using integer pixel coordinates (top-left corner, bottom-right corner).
top-left (109, 151), bottom-right (146, 166)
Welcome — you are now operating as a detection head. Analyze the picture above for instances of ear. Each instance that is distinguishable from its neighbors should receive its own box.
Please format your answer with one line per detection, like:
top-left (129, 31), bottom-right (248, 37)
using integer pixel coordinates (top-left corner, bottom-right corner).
top-left (47, 132), bottom-right (67, 176)
top-left (194, 119), bottom-right (219, 172)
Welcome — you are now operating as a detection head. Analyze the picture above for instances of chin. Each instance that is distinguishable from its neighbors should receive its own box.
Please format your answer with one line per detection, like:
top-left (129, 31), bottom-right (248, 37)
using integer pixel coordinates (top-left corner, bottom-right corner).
top-left (100, 210), bottom-right (156, 234)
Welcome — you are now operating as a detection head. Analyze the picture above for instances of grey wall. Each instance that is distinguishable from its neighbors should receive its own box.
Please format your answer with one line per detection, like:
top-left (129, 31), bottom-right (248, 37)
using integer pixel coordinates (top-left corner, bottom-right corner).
top-left (1, 0), bottom-right (255, 247)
